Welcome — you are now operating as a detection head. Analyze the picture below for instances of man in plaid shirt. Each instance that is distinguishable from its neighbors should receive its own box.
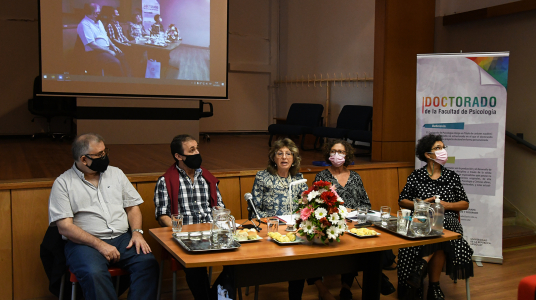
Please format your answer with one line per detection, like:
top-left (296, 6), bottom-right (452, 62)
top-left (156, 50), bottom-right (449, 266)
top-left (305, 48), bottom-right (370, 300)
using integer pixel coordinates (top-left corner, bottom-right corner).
top-left (107, 9), bottom-right (131, 46)
top-left (154, 134), bottom-right (227, 300)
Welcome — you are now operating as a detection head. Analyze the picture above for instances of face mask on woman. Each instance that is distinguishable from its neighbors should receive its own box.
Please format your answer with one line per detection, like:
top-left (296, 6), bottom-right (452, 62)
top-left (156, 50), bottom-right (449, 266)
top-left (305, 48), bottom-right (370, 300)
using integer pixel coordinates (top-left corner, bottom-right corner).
top-left (329, 153), bottom-right (346, 167)
top-left (430, 149), bottom-right (448, 165)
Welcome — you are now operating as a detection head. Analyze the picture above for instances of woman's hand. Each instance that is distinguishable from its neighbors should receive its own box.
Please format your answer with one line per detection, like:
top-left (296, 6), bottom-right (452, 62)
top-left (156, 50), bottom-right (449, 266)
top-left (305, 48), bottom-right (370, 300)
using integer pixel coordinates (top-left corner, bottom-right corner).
top-left (424, 196), bottom-right (436, 203)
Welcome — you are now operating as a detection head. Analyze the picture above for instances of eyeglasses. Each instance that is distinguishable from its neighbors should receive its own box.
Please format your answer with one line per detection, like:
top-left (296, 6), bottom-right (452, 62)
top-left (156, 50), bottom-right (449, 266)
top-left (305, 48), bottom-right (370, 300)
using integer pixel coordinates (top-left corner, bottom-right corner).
top-left (330, 150), bottom-right (346, 155)
top-left (431, 146), bottom-right (447, 151)
top-left (276, 151), bottom-right (293, 158)
top-left (84, 148), bottom-right (109, 160)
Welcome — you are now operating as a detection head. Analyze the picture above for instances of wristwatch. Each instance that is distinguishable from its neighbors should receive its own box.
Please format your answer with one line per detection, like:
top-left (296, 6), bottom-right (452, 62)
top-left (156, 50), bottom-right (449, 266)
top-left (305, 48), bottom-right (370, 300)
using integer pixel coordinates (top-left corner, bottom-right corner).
top-left (132, 229), bottom-right (144, 235)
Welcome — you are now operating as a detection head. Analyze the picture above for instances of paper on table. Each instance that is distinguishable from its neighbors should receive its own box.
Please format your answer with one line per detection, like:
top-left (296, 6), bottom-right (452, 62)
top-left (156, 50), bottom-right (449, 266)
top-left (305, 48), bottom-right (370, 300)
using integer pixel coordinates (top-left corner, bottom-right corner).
top-left (276, 215), bottom-right (296, 224)
top-left (346, 211), bottom-right (358, 218)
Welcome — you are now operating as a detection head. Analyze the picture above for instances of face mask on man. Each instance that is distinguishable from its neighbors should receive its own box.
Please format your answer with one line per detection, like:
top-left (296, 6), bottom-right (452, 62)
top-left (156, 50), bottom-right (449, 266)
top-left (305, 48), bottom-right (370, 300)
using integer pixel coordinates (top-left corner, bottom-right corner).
top-left (429, 149), bottom-right (448, 165)
top-left (182, 153), bottom-right (202, 170)
top-left (86, 155), bottom-right (110, 173)
top-left (329, 153), bottom-right (346, 167)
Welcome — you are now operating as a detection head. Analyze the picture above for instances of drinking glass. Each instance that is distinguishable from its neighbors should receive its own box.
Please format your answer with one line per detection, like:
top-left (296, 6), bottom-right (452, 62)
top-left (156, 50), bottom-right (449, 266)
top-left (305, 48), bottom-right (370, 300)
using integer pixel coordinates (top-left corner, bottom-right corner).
top-left (397, 210), bottom-right (409, 234)
top-left (171, 214), bottom-right (183, 233)
top-left (267, 217), bottom-right (279, 234)
top-left (380, 206), bottom-right (391, 226)
top-left (357, 206), bottom-right (368, 224)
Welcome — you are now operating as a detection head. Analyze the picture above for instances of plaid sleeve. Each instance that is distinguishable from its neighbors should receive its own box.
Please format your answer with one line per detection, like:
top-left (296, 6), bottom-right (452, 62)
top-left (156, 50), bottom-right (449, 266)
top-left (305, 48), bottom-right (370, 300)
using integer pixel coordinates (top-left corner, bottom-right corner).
top-left (215, 183), bottom-right (224, 208)
top-left (107, 23), bottom-right (115, 40)
top-left (154, 176), bottom-right (170, 219)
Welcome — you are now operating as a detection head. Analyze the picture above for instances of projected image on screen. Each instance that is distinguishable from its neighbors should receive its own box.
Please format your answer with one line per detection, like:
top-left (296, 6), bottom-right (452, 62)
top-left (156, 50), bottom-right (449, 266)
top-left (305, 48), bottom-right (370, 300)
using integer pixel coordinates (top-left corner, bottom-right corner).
top-left (40, 0), bottom-right (227, 99)
top-left (63, 0), bottom-right (209, 80)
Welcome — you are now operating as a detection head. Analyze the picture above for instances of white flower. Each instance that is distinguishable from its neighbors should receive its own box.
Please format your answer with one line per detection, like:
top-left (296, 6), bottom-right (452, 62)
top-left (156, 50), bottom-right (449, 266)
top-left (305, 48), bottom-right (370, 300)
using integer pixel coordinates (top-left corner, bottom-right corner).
top-left (338, 206), bottom-right (348, 218)
top-left (337, 196), bottom-right (344, 203)
top-left (314, 207), bottom-right (328, 220)
top-left (300, 220), bottom-right (315, 234)
top-left (337, 222), bottom-right (348, 232)
top-left (307, 190), bottom-right (320, 201)
top-left (315, 198), bottom-right (325, 204)
top-left (326, 226), bottom-right (340, 240)
top-left (328, 213), bottom-right (340, 223)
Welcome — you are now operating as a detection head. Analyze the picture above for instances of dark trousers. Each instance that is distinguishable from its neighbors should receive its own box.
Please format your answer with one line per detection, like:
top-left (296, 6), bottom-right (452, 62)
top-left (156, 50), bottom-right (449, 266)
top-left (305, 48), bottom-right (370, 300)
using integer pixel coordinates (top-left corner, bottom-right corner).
top-left (64, 231), bottom-right (159, 300)
top-left (89, 51), bottom-right (132, 77)
top-left (288, 272), bottom-right (357, 300)
top-left (184, 267), bottom-right (211, 300)
top-left (184, 266), bottom-right (236, 300)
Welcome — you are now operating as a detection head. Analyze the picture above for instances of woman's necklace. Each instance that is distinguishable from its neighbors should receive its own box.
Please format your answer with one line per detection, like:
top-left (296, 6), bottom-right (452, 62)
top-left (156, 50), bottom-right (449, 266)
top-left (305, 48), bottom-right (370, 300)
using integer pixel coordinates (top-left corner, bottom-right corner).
top-left (277, 174), bottom-right (289, 188)
top-left (427, 164), bottom-right (442, 178)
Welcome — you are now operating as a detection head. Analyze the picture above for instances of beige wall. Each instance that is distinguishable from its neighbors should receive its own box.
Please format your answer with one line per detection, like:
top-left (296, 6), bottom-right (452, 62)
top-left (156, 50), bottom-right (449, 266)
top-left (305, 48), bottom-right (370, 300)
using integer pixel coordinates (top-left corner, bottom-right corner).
top-left (434, 10), bottom-right (536, 224)
top-left (277, 0), bottom-right (375, 126)
top-left (0, 0), bottom-right (277, 136)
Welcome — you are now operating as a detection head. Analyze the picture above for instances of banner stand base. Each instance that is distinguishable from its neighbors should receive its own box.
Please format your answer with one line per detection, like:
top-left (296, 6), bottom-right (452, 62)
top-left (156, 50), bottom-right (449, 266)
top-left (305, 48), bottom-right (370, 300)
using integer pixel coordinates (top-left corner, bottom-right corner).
top-left (472, 255), bottom-right (503, 265)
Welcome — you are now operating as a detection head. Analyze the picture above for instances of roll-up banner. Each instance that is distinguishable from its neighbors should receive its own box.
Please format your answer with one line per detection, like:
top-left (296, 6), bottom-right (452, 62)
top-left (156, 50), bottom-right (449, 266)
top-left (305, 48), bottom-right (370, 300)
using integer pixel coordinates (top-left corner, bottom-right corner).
top-left (416, 52), bottom-right (509, 263)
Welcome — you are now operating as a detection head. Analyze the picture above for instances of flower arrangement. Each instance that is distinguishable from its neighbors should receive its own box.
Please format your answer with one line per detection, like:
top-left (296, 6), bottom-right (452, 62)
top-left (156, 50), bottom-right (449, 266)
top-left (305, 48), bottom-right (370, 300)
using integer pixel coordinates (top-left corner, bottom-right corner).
top-left (295, 180), bottom-right (348, 244)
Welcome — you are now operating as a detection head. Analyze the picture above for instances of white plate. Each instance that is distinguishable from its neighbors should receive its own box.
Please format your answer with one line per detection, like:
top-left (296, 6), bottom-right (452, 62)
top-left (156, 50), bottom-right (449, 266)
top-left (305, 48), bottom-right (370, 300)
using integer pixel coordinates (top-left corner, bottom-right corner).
top-left (346, 230), bottom-right (381, 238)
top-left (269, 236), bottom-right (305, 245)
top-left (234, 236), bottom-right (263, 243)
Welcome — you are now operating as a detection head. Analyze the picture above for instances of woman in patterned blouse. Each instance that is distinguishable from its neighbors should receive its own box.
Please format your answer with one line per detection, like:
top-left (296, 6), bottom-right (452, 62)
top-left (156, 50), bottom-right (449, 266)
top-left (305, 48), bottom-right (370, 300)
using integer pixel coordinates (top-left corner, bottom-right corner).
top-left (397, 134), bottom-right (474, 300)
top-left (314, 139), bottom-right (370, 210)
top-left (251, 138), bottom-right (308, 217)
top-left (251, 138), bottom-right (308, 300)
top-left (314, 140), bottom-right (395, 299)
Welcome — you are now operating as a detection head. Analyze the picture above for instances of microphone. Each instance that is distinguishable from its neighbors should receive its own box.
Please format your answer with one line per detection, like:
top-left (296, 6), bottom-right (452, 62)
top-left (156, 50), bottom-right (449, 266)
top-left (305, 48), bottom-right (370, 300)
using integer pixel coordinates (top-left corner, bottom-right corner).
top-left (285, 178), bottom-right (307, 231)
top-left (288, 179), bottom-right (307, 195)
top-left (244, 193), bottom-right (262, 231)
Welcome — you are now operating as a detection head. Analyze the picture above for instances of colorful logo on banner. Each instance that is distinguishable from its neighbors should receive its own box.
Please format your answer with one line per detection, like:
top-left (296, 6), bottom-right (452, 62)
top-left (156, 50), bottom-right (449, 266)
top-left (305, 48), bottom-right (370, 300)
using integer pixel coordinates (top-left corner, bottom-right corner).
top-left (467, 56), bottom-right (509, 89)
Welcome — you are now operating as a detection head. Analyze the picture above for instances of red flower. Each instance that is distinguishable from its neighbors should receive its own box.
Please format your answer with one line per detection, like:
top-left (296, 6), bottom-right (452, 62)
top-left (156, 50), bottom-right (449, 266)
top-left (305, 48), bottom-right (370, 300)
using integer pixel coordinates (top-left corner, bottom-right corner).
top-left (328, 207), bottom-right (339, 215)
top-left (320, 191), bottom-right (338, 207)
top-left (313, 180), bottom-right (331, 189)
top-left (319, 217), bottom-right (332, 227)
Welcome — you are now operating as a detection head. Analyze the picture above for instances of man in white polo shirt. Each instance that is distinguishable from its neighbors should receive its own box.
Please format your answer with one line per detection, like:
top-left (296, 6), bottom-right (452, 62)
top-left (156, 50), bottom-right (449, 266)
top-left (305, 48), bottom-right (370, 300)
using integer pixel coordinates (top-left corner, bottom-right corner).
top-left (48, 133), bottom-right (158, 300)
top-left (77, 3), bottom-right (131, 77)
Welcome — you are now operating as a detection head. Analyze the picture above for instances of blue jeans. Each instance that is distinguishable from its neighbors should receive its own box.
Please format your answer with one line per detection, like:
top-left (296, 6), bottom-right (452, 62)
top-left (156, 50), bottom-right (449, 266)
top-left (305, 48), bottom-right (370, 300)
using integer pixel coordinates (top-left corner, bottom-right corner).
top-left (65, 231), bottom-right (159, 300)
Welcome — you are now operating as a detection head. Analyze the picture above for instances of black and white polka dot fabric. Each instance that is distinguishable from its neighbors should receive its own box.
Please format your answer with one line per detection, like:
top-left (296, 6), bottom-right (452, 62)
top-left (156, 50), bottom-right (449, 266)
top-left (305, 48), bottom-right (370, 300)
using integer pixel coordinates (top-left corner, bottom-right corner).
top-left (397, 165), bottom-right (474, 297)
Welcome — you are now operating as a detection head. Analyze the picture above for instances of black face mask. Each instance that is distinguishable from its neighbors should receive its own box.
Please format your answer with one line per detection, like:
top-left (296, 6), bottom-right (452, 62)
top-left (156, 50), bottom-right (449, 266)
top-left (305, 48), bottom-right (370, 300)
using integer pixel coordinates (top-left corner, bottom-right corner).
top-left (182, 153), bottom-right (202, 170)
top-left (86, 155), bottom-right (110, 173)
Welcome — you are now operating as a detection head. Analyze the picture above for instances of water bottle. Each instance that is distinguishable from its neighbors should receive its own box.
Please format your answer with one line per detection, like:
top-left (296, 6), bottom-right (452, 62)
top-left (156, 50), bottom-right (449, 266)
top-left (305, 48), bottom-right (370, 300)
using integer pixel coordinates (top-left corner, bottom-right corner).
top-left (431, 195), bottom-right (444, 232)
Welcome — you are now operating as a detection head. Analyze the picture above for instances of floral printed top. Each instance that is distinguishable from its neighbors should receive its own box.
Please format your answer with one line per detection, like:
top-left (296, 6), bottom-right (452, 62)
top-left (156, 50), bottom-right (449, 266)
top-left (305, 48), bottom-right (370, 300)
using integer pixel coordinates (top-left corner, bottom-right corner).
top-left (314, 169), bottom-right (370, 210)
top-left (251, 170), bottom-right (308, 217)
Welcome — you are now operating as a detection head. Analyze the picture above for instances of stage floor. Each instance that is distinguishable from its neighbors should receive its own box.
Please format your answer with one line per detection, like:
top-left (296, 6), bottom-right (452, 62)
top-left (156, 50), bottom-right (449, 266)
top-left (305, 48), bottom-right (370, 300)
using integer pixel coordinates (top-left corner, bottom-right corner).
top-left (0, 135), bottom-right (373, 181)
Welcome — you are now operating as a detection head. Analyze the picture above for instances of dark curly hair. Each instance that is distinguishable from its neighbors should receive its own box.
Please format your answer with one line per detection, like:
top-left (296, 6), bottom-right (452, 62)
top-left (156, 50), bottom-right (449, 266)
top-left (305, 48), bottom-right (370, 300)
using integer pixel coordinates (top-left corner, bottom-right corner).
top-left (416, 134), bottom-right (443, 162)
top-left (322, 139), bottom-right (354, 167)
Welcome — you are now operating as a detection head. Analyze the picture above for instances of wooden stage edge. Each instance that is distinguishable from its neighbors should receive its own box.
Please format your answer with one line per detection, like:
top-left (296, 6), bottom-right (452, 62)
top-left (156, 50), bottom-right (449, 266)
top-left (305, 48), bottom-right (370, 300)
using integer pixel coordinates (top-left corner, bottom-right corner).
top-left (0, 161), bottom-right (414, 190)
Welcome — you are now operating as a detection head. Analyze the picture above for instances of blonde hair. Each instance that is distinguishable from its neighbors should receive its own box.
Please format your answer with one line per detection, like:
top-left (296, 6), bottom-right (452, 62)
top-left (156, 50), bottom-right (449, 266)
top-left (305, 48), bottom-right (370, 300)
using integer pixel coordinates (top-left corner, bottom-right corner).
top-left (267, 138), bottom-right (301, 176)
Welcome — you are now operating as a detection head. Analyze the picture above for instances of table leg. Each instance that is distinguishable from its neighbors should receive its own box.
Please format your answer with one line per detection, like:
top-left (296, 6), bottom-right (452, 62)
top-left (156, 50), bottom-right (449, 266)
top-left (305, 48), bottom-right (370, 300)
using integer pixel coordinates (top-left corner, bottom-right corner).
top-left (361, 251), bottom-right (383, 300)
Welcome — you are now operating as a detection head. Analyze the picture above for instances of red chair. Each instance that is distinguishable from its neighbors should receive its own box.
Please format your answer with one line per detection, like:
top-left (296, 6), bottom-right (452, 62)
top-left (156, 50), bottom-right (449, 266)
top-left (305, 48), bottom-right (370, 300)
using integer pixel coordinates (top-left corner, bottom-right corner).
top-left (59, 267), bottom-right (129, 300)
top-left (518, 275), bottom-right (536, 300)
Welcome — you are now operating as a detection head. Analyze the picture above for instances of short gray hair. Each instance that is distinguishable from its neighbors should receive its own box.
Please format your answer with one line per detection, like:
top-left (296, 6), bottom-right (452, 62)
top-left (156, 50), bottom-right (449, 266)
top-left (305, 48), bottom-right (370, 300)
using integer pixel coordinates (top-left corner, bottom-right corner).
top-left (72, 133), bottom-right (105, 161)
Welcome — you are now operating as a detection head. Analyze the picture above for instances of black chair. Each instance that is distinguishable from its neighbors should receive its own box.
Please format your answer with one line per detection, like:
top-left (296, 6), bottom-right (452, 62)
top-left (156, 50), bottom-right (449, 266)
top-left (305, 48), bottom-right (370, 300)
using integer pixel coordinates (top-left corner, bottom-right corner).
top-left (199, 101), bottom-right (214, 142)
top-left (28, 77), bottom-right (77, 140)
top-left (312, 105), bottom-right (373, 150)
top-left (268, 103), bottom-right (324, 150)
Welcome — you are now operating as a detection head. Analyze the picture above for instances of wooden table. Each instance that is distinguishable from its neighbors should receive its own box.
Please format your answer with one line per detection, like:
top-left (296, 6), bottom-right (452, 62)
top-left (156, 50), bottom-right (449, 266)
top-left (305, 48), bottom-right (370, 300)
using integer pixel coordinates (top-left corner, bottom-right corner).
top-left (128, 38), bottom-right (182, 77)
top-left (150, 221), bottom-right (460, 300)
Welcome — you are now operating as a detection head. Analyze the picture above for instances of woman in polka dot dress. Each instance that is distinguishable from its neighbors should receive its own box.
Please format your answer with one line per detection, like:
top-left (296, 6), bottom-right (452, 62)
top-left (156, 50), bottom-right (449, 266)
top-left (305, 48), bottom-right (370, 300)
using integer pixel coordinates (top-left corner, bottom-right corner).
top-left (397, 134), bottom-right (474, 300)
